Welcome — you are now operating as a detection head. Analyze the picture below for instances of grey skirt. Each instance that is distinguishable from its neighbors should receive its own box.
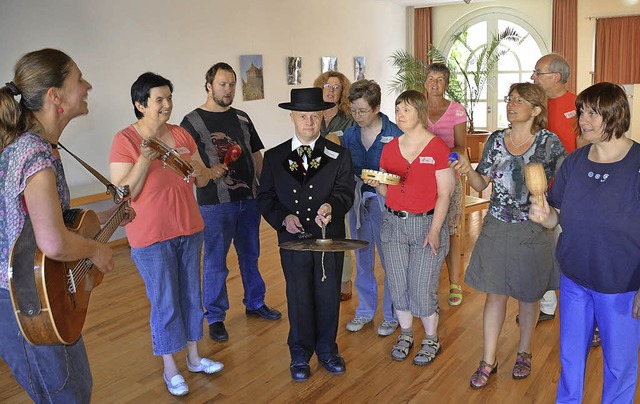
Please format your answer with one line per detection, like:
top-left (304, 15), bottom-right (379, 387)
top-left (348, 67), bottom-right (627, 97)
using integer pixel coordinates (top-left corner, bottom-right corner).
top-left (465, 214), bottom-right (559, 302)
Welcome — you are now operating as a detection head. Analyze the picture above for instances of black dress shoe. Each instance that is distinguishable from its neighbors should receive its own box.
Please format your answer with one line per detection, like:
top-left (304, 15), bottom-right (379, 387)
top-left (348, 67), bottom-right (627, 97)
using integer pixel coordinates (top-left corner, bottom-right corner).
top-left (209, 321), bottom-right (228, 342)
top-left (318, 355), bottom-right (346, 375)
top-left (246, 304), bottom-right (282, 321)
top-left (290, 360), bottom-right (310, 382)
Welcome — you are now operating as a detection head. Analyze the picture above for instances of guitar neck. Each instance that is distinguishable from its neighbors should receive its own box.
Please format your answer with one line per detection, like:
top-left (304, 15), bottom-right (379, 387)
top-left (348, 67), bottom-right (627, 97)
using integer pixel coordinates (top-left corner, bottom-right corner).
top-left (94, 202), bottom-right (129, 244)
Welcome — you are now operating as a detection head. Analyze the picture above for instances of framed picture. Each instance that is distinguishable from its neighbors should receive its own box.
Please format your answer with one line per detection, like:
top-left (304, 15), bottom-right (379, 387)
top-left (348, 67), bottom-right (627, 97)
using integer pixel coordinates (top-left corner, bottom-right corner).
top-left (287, 56), bottom-right (302, 85)
top-left (355, 56), bottom-right (366, 81)
top-left (321, 56), bottom-right (337, 73)
top-left (240, 54), bottom-right (264, 101)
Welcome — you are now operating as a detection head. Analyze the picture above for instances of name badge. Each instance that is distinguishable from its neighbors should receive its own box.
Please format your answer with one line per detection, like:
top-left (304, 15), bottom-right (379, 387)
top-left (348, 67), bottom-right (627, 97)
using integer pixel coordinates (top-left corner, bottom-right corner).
top-left (176, 147), bottom-right (190, 155)
top-left (324, 147), bottom-right (339, 159)
top-left (565, 110), bottom-right (577, 119)
top-left (380, 136), bottom-right (393, 143)
top-left (419, 156), bottom-right (435, 164)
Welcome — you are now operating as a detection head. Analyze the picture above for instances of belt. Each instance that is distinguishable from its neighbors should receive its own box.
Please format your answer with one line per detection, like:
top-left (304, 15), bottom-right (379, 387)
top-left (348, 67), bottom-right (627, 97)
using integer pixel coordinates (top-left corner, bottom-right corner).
top-left (385, 206), bottom-right (434, 219)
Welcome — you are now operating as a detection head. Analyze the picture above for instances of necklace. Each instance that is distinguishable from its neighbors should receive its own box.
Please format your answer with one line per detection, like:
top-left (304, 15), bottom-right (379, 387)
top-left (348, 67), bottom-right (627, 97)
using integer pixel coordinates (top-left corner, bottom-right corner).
top-left (509, 130), bottom-right (535, 148)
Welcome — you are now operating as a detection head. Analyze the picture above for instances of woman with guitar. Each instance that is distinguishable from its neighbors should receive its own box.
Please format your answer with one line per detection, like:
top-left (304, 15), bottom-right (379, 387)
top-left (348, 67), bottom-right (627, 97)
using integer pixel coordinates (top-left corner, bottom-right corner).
top-left (0, 49), bottom-right (134, 403)
top-left (109, 72), bottom-right (222, 397)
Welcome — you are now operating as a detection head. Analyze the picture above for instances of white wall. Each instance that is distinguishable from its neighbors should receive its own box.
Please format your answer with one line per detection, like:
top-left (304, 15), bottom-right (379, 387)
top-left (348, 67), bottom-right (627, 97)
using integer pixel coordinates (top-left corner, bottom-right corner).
top-left (0, 0), bottom-right (407, 197)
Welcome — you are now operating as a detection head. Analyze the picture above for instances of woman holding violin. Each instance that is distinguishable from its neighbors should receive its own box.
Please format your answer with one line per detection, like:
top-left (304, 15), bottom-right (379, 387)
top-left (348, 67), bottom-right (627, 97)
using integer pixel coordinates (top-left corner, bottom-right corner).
top-left (109, 72), bottom-right (221, 397)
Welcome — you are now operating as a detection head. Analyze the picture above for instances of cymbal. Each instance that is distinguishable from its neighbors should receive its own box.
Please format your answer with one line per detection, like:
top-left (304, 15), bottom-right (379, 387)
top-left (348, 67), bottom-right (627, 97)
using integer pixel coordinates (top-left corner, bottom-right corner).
top-left (279, 238), bottom-right (369, 252)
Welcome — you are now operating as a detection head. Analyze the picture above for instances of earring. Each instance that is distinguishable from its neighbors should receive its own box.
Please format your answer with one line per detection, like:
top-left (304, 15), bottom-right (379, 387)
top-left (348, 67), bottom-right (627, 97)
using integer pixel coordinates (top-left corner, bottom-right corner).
top-left (57, 106), bottom-right (64, 114)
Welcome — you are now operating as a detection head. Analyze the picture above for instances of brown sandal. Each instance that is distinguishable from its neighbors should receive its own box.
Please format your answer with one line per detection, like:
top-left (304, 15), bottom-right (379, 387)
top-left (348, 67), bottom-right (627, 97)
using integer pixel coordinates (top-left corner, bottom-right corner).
top-left (391, 334), bottom-right (414, 361)
top-left (512, 352), bottom-right (532, 379)
top-left (470, 360), bottom-right (498, 389)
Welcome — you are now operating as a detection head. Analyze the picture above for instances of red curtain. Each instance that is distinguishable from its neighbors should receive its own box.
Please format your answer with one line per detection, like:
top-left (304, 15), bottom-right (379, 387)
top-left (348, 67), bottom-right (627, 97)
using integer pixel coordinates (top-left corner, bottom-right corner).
top-left (414, 7), bottom-right (432, 62)
top-left (552, 0), bottom-right (577, 93)
top-left (595, 16), bottom-right (640, 84)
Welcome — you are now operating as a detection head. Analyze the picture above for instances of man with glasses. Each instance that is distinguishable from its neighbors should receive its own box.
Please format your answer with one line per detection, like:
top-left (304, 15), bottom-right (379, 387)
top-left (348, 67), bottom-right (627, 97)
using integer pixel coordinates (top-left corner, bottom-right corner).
top-left (525, 54), bottom-right (590, 331)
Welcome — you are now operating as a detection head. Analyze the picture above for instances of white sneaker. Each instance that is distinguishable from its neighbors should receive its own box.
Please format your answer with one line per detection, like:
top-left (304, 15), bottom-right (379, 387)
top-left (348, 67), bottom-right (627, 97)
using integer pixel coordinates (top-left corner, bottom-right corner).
top-left (378, 320), bottom-right (399, 336)
top-left (346, 316), bottom-right (372, 332)
top-left (186, 355), bottom-right (224, 374)
top-left (164, 373), bottom-right (189, 396)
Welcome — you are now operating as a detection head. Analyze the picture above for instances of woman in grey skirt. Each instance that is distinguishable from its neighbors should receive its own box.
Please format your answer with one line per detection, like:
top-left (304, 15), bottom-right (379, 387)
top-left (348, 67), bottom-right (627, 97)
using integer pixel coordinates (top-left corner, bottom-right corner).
top-left (450, 83), bottom-right (566, 389)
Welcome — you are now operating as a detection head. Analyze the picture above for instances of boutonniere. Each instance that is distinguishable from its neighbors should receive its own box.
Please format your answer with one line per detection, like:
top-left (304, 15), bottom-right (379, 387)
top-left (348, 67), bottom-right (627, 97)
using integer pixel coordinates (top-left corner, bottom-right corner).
top-left (309, 157), bottom-right (321, 169)
top-left (288, 159), bottom-right (299, 171)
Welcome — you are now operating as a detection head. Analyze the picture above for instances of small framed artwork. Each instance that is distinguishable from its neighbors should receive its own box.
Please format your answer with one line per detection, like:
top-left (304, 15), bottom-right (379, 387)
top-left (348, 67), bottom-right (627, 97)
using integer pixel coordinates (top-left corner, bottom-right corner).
top-left (240, 54), bottom-right (264, 101)
top-left (355, 56), bottom-right (366, 81)
top-left (287, 57), bottom-right (302, 85)
top-left (321, 56), bottom-right (337, 73)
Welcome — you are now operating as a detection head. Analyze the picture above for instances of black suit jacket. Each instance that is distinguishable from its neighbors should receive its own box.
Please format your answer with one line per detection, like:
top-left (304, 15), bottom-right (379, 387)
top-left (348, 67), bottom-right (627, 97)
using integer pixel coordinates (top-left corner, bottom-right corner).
top-left (257, 136), bottom-right (355, 244)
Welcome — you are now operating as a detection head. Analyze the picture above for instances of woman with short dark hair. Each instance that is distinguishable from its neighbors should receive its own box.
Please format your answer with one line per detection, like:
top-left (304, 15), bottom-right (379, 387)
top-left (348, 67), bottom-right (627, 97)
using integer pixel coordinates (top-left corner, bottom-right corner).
top-left (530, 82), bottom-right (640, 403)
top-left (110, 72), bottom-right (221, 397)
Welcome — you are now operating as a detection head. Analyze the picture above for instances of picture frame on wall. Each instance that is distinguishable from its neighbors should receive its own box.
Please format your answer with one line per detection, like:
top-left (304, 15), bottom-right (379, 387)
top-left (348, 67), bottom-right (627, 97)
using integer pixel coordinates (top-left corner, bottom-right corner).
top-left (321, 56), bottom-right (337, 73)
top-left (287, 56), bottom-right (302, 85)
top-left (355, 56), bottom-right (365, 81)
top-left (240, 54), bottom-right (264, 101)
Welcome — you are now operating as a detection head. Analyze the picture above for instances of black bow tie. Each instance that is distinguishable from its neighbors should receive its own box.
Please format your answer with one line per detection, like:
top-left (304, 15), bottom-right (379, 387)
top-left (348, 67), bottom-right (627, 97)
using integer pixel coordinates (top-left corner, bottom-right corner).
top-left (298, 145), bottom-right (313, 159)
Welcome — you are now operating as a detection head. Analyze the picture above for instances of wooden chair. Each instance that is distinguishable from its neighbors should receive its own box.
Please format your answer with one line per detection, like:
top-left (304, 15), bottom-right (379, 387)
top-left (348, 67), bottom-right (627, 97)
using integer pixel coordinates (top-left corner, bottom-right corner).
top-left (457, 172), bottom-right (490, 257)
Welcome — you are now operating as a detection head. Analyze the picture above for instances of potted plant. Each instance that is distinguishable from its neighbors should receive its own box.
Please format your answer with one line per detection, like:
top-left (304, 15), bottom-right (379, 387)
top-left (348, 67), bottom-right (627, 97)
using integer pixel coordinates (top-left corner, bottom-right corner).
top-left (390, 26), bottom-right (521, 133)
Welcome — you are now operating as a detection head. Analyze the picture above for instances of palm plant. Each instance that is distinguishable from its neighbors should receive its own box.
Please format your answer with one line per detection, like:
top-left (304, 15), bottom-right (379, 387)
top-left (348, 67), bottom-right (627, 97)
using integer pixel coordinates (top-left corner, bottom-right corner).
top-left (390, 26), bottom-right (522, 133)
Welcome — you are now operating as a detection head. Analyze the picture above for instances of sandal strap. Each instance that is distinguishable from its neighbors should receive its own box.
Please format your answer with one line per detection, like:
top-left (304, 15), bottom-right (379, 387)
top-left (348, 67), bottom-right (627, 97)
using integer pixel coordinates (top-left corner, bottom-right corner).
top-left (395, 334), bottom-right (414, 347)
top-left (515, 352), bottom-right (532, 368)
top-left (473, 360), bottom-right (496, 379)
top-left (449, 283), bottom-right (462, 292)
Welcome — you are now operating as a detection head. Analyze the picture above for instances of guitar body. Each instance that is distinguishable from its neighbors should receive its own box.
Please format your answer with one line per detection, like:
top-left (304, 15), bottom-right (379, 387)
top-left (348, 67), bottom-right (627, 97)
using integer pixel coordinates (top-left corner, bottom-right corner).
top-left (9, 210), bottom-right (104, 345)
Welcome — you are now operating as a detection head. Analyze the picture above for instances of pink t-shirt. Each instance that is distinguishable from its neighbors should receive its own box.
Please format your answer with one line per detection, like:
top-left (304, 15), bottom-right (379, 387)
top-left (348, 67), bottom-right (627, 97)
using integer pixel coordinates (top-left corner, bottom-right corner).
top-left (428, 101), bottom-right (467, 148)
top-left (109, 124), bottom-right (204, 248)
top-left (380, 136), bottom-right (450, 213)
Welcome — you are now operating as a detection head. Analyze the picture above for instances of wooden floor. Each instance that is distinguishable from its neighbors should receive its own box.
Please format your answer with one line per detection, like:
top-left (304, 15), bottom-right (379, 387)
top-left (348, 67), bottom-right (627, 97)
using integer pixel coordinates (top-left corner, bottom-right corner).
top-left (1, 211), bottom-right (636, 403)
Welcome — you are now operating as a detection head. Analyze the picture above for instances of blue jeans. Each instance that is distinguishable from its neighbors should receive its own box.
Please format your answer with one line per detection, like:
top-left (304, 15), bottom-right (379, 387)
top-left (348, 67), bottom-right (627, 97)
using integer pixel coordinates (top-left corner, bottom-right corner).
top-left (557, 274), bottom-right (640, 404)
top-left (348, 194), bottom-right (396, 321)
top-left (0, 289), bottom-right (92, 403)
top-left (200, 200), bottom-right (266, 323)
top-left (131, 231), bottom-right (204, 356)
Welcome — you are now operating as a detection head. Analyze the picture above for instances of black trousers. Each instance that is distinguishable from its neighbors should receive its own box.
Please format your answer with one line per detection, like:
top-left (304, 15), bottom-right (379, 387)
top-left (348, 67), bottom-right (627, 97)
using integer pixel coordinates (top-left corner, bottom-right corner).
top-left (279, 249), bottom-right (343, 362)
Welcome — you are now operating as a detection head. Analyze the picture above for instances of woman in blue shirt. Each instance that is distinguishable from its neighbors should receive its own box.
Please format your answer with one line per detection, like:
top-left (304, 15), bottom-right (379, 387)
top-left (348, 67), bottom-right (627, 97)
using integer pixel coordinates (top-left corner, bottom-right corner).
top-left (530, 82), bottom-right (640, 403)
top-left (342, 80), bottom-right (402, 337)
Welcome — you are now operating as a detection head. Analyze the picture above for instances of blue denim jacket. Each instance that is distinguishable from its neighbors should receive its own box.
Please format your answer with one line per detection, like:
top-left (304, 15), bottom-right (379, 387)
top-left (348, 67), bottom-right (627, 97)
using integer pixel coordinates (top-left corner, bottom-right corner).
top-left (342, 112), bottom-right (402, 195)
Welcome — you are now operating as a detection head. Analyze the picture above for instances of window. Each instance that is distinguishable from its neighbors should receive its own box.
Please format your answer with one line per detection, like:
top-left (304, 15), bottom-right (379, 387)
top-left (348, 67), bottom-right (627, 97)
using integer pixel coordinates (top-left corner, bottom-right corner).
top-left (442, 13), bottom-right (548, 132)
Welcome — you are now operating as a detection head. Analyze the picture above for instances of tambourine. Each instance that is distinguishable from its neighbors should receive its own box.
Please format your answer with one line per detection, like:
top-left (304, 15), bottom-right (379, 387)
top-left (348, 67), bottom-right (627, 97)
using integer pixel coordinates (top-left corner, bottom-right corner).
top-left (141, 137), bottom-right (194, 182)
top-left (360, 169), bottom-right (401, 185)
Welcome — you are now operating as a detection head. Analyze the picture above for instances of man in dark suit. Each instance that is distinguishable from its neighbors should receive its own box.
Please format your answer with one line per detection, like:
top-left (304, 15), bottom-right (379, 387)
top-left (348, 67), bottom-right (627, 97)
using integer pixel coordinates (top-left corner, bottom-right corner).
top-left (257, 88), bottom-right (355, 382)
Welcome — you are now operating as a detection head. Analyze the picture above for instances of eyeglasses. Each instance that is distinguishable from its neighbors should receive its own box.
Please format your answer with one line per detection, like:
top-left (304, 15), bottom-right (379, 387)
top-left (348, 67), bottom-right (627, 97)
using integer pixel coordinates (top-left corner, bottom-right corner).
top-left (322, 84), bottom-right (342, 91)
top-left (504, 96), bottom-right (529, 105)
top-left (532, 69), bottom-right (557, 76)
top-left (350, 108), bottom-right (372, 117)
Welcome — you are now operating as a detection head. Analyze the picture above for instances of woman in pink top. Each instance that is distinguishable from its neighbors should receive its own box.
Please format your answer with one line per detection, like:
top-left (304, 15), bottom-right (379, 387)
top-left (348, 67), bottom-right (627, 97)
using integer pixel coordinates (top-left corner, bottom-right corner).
top-left (110, 73), bottom-right (222, 397)
top-left (364, 90), bottom-right (455, 366)
top-left (425, 63), bottom-right (467, 307)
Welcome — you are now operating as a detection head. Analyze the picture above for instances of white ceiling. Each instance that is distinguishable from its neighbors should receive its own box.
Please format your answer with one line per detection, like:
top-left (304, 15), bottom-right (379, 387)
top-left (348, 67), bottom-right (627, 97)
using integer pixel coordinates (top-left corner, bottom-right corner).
top-left (377, 0), bottom-right (493, 7)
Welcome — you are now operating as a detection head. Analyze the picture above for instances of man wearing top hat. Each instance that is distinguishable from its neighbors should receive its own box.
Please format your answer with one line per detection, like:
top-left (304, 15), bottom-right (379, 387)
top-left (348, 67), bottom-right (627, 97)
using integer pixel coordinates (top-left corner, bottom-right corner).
top-left (257, 87), bottom-right (355, 381)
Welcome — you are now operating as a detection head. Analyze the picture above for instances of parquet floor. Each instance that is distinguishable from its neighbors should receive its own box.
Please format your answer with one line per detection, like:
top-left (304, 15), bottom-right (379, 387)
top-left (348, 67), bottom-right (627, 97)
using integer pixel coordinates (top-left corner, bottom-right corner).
top-left (0, 211), bottom-right (634, 403)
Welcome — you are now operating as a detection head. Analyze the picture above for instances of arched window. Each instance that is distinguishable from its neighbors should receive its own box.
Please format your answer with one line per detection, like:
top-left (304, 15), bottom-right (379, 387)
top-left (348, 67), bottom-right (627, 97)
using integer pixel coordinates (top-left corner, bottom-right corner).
top-left (440, 11), bottom-right (548, 132)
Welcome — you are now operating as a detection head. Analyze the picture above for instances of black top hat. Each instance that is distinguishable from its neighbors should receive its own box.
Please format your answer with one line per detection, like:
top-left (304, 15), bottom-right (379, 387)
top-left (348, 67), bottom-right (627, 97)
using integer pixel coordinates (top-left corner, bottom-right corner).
top-left (278, 88), bottom-right (335, 111)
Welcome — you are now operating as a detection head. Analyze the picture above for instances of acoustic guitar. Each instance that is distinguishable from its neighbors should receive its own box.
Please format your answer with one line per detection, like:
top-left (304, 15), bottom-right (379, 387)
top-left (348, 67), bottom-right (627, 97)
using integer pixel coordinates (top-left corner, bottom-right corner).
top-left (8, 190), bottom-right (130, 345)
